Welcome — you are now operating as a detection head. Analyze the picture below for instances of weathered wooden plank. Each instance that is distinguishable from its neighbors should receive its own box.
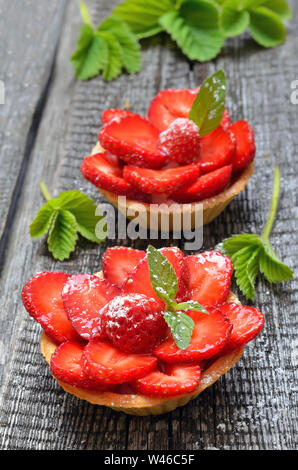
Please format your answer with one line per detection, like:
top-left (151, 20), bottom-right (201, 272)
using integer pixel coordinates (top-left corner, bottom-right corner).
top-left (0, 0), bottom-right (297, 450)
top-left (0, 0), bottom-right (66, 257)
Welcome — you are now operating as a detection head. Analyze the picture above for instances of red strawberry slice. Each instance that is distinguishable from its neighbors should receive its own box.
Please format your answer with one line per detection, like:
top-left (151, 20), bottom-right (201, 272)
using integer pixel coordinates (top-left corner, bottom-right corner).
top-left (171, 165), bottom-right (232, 203)
top-left (133, 363), bottom-right (201, 397)
top-left (228, 120), bottom-right (256, 173)
top-left (62, 274), bottom-right (120, 340)
top-left (50, 341), bottom-right (113, 391)
top-left (185, 251), bottom-right (233, 307)
top-left (81, 339), bottom-right (157, 384)
top-left (148, 87), bottom-right (230, 132)
top-left (220, 109), bottom-right (231, 129)
top-left (21, 272), bottom-right (80, 344)
top-left (102, 247), bottom-right (145, 287)
top-left (158, 118), bottom-right (201, 165)
top-left (122, 247), bottom-right (188, 306)
top-left (99, 113), bottom-right (166, 169)
top-left (123, 163), bottom-right (200, 195)
top-left (154, 308), bottom-right (232, 364)
top-left (102, 108), bottom-right (135, 125)
top-left (219, 303), bottom-right (265, 350)
top-left (80, 152), bottom-right (136, 197)
top-left (199, 127), bottom-right (235, 174)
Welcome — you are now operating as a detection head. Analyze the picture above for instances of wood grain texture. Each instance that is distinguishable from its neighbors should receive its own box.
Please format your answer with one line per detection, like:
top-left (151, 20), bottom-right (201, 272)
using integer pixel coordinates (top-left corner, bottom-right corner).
top-left (0, 0), bottom-right (297, 450)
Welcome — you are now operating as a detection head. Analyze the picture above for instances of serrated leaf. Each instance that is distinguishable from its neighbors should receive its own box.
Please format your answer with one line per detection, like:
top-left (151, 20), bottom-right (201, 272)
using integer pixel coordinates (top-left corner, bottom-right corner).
top-left (71, 24), bottom-right (109, 80)
top-left (232, 245), bottom-right (260, 300)
top-left (220, 0), bottom-right (250, 36)
top-left (253, 0), bottom-right (292, 20)
top-left (98, 16), bottom-right (141, 74)
top-left (48, 210), bottom-right (78, 261)
top-left (259, 239), bottom-right (293, 283)
top-left (147, 245), bottom-right (178, 304)
top-left (159, 1), bottom-right (225, 62)
top-left (97, 31), bottom-right (124, 81)
top-left (189, 69), bottom-right (226, 136)
top-left (175, 300), bottom-right (208, 314)
top-left (223, 233), bottom-right (262, 256)
top-left (29, 203), bottom-right (55, 239)
top-left (164, 311), bottom-right (194, 350)
top-left (113, 0), bottom-right (176, 38)
top-left (248, 6), bottom-right (286, 47)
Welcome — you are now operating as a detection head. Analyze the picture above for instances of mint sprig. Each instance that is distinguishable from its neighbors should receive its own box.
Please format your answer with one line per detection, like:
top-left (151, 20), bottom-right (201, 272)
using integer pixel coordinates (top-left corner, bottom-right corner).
top-left (189, 69), bottom-right (226, 137)
top-left (219, 166), bottom-right (293, 300)
top-left (30, 182), bottom-right (106, 261)
top-left (71, 1), bottom-right (291, 81)
top-left (147, 245), bottom-right (208, 350)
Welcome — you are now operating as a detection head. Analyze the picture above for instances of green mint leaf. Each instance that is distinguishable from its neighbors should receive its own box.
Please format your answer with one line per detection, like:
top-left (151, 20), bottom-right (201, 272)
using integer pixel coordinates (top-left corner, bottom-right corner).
top-left (113, 0), bottom-right (176, 38)
top-left (220, 0), bottom-right (250, 36)
top-left (98, 16), bottom-right (141, 74)
top-left (159, 1), bottom-right (225, 63)
top-left (71, 24), bottom-right (109, 80)
top-left (189, 69), bottom-right (226, 137)
top-left (174, 300), bottom-right (208, 314)
top-left (79, 1), bottom-right (93, 26)
top-left (259, 239), bottom-right (293, 283)
top-left (164, 311), bottom-right (194, 350)
top-left (47, 210), bottom-right (78, 261)
top-left (147, 245), bottom-right (178, 304)
top-left (248, 6), bottom-right (286, 47)
top-left (29, 203), bottom-right (56, 239)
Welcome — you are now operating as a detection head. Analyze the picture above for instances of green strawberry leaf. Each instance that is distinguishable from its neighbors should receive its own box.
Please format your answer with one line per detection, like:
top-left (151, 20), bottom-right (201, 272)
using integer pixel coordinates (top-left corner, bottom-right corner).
top-left (189, 69), bottom-right (226, 136)
top-left (113, 0), bottom-right (176, 38)
top-left (97, 31), bottom-right (124, 81)
top-left (71, 24), bottom-right (109, 80)
top-left (163, 311), bottom-right (195, 350)
top-left (248, 6), bottom-right (286, 47)
top-left (29, 203), bottom-right (56, 239)
top-left (259, 239), bottom-right (293, 283)
top-left (47, 210), bottom-right (78, 261)
top-left (98, 16), bottom-right (141, 74)
top-left (220, 0), bottom-right (250, 37)
top-left (254, 0), bottom-right (292, 20)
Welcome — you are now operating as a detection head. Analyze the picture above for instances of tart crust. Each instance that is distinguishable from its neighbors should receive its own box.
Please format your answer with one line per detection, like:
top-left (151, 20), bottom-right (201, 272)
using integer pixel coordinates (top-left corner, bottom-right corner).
top-left (91, 142), bottom-right (254, 229)
top-left (40, 282), bottom-right (244, 416)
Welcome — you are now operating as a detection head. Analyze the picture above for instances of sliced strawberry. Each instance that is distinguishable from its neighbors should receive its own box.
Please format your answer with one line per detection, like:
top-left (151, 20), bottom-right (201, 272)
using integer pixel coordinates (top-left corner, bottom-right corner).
top-left (219, 303), bottom-right (265, 350)
top-left (102, 247), bottom-right (145, 287)
top-left (185, 251), bottom-right (233, 307)
top-left (62, 274), bottom-right (120, 340)
top-left (133, 363), bottom-right (201, 397)
top-left (199, 127), bottom-right (235, 174)
top-left (50, 341), bottom-right (112, 391)
top-left (102, 108), bottom-right (135, 125)
top-left (220, 109), bottom-right (231, 129)
top-left (158, 118), bottom-right (200, 165)
top-left (154, 308), bottom-right (232, 364)
top-left (171, 165), bottom-right (232, 203)
top-left (122, 247), bottom-right (188, 306)
top-left (148, 87), bottom-right (230, 132)
top-left (123, 163), bottom-right (200, 195)
top-left (80, 152), bottom-right (136, 197)
top-left (81, 339), bottom-right (157, 384)
top-left (98, 113), bottom-right (166, 169)
top-left (148, 88), bottom-right (199, 132)
top-left (21, 272), bottom-right (80, 344)
top-left (228, 120), bottom-right (256, 173)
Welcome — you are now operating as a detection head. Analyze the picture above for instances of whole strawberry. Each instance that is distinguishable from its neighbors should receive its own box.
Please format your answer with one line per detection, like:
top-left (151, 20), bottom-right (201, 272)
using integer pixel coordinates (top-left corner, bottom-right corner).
top-left (158, 118), bottom-right (200, 165)
top-left (100, 294), bottom-right (168, 354)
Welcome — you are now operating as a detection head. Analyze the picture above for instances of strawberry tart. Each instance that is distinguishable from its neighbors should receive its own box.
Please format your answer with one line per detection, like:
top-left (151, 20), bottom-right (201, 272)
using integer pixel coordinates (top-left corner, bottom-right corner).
top-left (81, 86), bottom-right (255, 228)
top-left (22, 246), bottom-right (264, 415)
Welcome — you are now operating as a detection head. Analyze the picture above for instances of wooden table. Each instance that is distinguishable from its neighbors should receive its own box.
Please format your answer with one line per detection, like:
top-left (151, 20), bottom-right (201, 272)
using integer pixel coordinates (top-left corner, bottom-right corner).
top-left (0, 0), bottom-right (297, 450)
